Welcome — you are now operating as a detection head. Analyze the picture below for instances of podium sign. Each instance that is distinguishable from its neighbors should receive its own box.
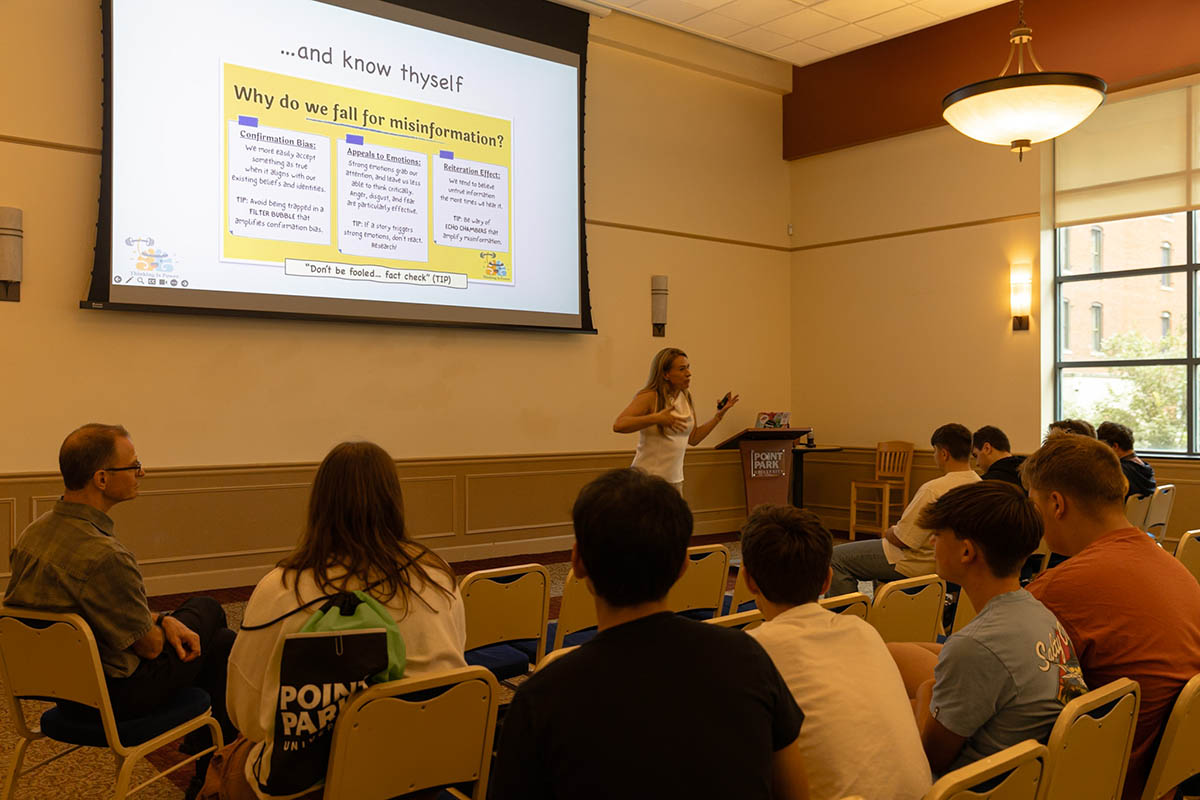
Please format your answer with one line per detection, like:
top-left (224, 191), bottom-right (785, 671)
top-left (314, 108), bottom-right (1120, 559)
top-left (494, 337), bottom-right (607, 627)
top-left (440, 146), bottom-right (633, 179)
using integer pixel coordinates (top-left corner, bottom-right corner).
top-left (717, 427), bottom-right (811, 515)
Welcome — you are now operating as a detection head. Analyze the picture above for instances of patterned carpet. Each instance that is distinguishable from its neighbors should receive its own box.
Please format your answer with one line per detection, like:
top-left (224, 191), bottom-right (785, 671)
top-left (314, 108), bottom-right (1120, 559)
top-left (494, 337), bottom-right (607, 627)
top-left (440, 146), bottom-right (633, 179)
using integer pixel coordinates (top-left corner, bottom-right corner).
top-left (0, 533), bottom-right (744, 797)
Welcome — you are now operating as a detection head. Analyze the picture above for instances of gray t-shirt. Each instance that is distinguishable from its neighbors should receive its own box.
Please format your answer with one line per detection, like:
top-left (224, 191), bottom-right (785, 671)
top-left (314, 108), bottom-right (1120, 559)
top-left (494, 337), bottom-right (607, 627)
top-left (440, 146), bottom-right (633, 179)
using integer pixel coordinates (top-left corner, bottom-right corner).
top-left (931, 589), bottom-right (1087, 772)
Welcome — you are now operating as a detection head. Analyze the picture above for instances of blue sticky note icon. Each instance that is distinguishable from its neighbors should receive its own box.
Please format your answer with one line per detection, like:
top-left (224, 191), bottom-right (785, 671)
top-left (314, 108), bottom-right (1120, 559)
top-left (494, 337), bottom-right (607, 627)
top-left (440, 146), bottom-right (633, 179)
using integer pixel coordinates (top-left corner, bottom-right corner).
top-left (347, 134), bottom-right (364, 145)
top-left (439, 150), bottom-right (454, 159)
top-left (238, 116), bottom-right (259, 127)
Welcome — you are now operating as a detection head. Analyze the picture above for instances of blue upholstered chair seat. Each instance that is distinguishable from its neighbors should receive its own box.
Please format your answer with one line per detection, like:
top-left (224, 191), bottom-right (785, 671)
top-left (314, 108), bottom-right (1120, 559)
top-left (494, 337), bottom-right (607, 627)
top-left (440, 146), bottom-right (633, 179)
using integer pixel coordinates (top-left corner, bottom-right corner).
top-left (511, 624), bottom-right (598, 660)
top-left (464, 644), bottom-right (530, 681)
top-left (719, 595), bottom-right (758, 617)
top-left (41, 688), bottom-right (212, 747)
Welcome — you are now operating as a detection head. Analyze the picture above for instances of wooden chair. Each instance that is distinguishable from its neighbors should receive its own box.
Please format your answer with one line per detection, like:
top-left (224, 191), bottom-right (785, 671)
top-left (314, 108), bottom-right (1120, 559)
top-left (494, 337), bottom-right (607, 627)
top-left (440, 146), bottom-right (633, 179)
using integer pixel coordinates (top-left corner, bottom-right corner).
top-left (534, 645), bottom-right (579, 672)
top-left (1176, 530), bottom-right (1200, 584)
top-left (849, 441), bottom-right (915, 540)
top-left (1125, 492), bottom-right (1153, 531)
top-left (1027, 538), bottom-right (1053, 577)
top-left (0, 606), bottom-right (223, 800)
top-left (926, 740), bottom-right (1048, 800)
top-left (705, 608), bottom-right (763, 630)
top-left (460, 564), bottom-right (550, 680)
top-left (324, 666), bottom-right (500, 800)
top-left (1036, 678), bottom-right (1141, 800)
top-left (818, 592), bottom-right (870, 619)
top-left (551, 567), bottom-right (599, 650)
top-left (868, 575), bottom-right (945, 643)
top-left (1141, 673), bottom-right (1200, 800)
top-left (666, 544), bottom-right (730, 618)
top-left (1143, 484), bottom-right (1176, 545)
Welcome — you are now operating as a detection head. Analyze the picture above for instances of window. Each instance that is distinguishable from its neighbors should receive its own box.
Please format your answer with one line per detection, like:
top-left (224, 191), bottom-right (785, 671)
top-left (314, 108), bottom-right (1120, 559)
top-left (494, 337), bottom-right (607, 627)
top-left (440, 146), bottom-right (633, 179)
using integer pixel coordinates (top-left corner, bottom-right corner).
top-left (1090, 303), bottom-right (1103, 351)
top-left (1056, 212), bottom-right (1195, 453)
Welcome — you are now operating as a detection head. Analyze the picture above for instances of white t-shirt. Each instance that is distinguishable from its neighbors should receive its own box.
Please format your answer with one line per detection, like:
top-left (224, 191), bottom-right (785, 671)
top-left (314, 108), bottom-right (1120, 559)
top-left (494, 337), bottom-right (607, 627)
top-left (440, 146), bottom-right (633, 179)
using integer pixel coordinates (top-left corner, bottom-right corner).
top-left (227, 562), bottom-right (467, 798)
top-left (631, 391), bottom-right (694, 484)
top-left (749, 603), bottom-right (932, 800)
top-left (883, 469), bottom-right (982, 576)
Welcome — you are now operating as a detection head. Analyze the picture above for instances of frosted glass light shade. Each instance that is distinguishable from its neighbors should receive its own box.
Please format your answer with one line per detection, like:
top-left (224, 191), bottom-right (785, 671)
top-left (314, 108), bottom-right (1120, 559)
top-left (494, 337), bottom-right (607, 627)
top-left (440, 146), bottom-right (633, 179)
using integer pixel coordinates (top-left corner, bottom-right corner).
top-left (943, 73), bottom-right (1107, 149)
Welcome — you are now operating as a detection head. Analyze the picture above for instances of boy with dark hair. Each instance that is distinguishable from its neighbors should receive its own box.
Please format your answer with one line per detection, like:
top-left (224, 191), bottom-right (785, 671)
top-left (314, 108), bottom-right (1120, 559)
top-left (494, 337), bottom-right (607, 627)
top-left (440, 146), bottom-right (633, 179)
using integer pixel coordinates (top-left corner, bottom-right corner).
top-left (490, 469), bottom-right (810, 800)
top-left (830, 423), bottom-right (980, 595)
top-left (742, 505), bottom-right (930, 800)
top-left (888, 482), bottom-right (1087, 776)
top-left (1096, 421), bottom-right (1155, 499)
top-left (1023, 434), bottom-right (1200, 800)
top-left (970, 425), bottom-right (1025, 487)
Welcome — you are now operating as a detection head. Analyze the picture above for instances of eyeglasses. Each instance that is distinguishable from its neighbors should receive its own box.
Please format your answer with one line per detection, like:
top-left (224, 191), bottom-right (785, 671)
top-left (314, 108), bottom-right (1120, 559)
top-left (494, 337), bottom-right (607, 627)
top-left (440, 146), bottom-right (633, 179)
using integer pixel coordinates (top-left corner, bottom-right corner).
top-left (103, 461), bottom-right (142, 473)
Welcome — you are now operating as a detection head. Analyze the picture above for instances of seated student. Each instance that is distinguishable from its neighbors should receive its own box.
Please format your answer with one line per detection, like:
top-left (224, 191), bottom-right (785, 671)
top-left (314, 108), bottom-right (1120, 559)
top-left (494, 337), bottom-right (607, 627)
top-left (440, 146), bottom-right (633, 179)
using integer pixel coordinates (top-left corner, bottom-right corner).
top-left (1096, 421), bottom-right (1156, 499)
top-left (1047, 418), bottom-right (1096, 437)
top-left (741, 505), bottom-right (931, 800)
top-left (221, 441), bottom-right (467, 799)
top-left (971, 425), bottom-right (1025, 487)
top-left (829, 423), bottom-right (980, 596)
top-left (1024, 434), bottom-right (1200, 800)
top-left (490, 468), bottom-right (809, 800)
top-left (888, 482), bottom-right (1087, 776)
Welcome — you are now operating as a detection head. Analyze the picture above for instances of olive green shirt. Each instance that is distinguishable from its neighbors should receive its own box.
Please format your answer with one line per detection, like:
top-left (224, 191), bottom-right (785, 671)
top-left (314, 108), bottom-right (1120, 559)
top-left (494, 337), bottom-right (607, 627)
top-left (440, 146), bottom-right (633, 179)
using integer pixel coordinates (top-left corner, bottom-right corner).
top-left (5, 500), bottom-right (152, 677)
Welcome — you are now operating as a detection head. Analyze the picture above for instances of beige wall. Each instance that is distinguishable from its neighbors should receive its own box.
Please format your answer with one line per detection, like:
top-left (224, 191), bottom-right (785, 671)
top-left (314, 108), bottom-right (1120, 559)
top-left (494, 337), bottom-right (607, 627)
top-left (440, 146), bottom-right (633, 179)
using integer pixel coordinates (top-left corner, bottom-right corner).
top-left (788, 125), bottom-right (1046, 454)
top-left (0, 5), bottom-right (793, 473)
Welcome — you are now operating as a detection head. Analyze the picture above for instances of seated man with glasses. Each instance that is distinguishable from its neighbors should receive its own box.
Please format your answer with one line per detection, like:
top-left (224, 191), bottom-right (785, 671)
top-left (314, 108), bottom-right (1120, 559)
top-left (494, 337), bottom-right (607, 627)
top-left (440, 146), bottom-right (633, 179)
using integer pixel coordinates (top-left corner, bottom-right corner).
top-left (4, 423), bottom-right (237, 797)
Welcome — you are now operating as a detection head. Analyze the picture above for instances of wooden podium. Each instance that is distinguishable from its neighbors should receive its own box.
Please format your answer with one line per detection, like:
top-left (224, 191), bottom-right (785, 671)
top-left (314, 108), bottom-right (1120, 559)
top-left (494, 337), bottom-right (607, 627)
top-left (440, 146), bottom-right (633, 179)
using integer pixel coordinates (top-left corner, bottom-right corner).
top-left (716, 427), bottom-right (812, 515)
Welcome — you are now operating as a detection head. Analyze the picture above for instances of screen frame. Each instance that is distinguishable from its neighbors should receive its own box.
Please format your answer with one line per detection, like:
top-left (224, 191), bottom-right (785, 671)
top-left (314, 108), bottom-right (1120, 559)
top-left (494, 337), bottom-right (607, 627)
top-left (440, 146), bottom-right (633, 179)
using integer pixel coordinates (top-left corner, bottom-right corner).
top-left (87, 0), bottom-right (595, 334)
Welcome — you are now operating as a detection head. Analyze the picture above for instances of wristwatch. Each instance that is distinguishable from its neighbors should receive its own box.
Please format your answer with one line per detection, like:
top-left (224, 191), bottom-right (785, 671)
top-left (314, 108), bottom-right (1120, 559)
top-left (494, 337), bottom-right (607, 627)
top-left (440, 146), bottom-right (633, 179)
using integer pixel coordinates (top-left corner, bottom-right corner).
top-left (155, 612), bottom-right (168, 628)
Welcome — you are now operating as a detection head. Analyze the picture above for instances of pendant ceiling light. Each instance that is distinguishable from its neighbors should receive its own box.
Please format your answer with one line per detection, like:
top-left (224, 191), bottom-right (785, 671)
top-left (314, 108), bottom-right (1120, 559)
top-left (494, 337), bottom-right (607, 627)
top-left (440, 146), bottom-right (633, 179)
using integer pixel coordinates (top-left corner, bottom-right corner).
top-left (942, 0), bottom-right (1106, 160)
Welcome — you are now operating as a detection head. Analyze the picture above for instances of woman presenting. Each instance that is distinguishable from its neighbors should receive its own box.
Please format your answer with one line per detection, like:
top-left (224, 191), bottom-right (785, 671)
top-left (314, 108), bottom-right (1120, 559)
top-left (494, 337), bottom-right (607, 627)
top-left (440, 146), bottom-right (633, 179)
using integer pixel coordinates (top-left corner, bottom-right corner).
top-left (613, 347), bottom-right (739, 492)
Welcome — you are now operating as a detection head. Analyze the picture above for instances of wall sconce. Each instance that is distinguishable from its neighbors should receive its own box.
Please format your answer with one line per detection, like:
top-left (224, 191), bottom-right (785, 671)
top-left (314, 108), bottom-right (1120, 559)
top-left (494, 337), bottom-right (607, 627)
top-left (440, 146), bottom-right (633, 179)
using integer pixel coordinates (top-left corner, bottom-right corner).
top-left (1010, 262), bottom-right (1032, 331)
top-left (0, 207), bottom-right (21, 303)
top-left (651, 275), bottom-right (668, 337)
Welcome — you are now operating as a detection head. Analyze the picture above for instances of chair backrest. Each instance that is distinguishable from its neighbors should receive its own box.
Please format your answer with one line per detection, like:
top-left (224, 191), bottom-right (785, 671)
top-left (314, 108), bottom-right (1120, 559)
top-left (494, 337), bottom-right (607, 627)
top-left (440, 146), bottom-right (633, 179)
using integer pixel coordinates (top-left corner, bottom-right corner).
top-left (1143, 484), bottom-right (1176, 543)
top-left (951, 590), bottom-right (978, 634)
top-left (553, 568), bottom-right (599, 649)
top-left (725, 567), bottom-right (755, 617)
top-left (1176, 530), bottom-right (1200, 584)
top-left (665, 544), bottom-right (730, 614)
top-left (926, 740), bottom-right (1047, 800)
top-left (324, 666), bottom-right (500, 800)
top-left (459, 564), bottom-right (550, 662)
top-left (868, 575), bottom-right (946, 643)
top-left (534, 645), bottom-right (579, 672)
top-left (1141, 673), bottom-right (1200, 800)
top-left (0, 606), bottom-right (129, 752)
top-left (1027, 538), bottom-right (1053, 577)
top-left (1125, 493), bottom-right (1153, 530)
top-left (1037, 678), bottom-right (1141, 800)
top-left (875, 440), bottom-right (915, 481)
top-left (705, 608), bottom-right (763, 630)
top-left (818, 592), bottom-right (870, 619)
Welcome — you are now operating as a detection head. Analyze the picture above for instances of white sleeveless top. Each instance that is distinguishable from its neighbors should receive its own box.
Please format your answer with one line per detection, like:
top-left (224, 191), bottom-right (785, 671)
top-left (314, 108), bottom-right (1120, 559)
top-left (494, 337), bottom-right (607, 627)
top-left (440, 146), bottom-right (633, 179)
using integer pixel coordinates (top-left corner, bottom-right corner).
top-left (631, 391), bottom-right (694, 484)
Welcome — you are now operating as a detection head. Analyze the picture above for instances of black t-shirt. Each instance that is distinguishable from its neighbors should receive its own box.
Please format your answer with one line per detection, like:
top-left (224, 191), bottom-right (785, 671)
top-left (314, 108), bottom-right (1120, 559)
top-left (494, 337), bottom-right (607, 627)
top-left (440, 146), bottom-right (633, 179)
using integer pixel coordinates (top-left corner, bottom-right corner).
top-left (981, 454), bottom-right (1026, 488)
top-left (1121, 456), bottom-right (1156, 499)
top-left (488, 612), bottom-right (803, 800)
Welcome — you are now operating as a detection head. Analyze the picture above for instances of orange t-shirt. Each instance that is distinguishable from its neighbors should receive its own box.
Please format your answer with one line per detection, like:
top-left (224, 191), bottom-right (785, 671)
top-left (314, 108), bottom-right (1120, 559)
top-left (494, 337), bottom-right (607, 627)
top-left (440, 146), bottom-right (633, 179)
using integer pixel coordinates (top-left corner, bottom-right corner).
top-left (1028, 528), bottom-right (1200, 800)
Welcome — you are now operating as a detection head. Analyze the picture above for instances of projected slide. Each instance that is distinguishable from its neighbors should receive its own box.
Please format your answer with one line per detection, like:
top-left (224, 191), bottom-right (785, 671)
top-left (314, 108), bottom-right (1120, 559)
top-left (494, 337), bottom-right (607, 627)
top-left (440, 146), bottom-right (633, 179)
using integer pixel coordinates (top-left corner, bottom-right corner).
top-left (223, 64), bottom-right (513, 289)
top-left (105, 0), bottom-right (584, 328)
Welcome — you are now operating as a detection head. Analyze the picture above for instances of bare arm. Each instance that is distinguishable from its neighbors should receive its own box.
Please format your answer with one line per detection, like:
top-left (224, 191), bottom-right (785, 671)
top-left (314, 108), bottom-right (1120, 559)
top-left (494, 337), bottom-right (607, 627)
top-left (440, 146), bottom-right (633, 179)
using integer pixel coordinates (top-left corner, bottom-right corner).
top-left (770, 739), bottom-right (811, 800)
top-left (613, 390), bottom-right (685, 434)
top-left (688, 393), bottom-right (739, 446)
top-left (130, 622), bottom-right (165, 660)
top-left (917, 678), bottom-right (967, 775)
top-left (129, 614), bottom-right (201, 662)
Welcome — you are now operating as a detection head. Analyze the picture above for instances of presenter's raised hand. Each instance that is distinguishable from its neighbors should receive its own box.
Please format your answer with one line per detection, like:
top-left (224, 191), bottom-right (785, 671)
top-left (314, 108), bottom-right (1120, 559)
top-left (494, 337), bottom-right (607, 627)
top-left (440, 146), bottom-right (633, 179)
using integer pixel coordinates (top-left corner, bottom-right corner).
top-left (162, 615), bottom-right (202, 662)
top-left (716, 393), bottom-right (740, 419)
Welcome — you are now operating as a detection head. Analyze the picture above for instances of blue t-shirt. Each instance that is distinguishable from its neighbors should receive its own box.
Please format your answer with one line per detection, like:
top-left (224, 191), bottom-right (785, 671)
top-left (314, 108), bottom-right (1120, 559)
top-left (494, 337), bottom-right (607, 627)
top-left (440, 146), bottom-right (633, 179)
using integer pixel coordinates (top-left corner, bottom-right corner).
top-left (931, 589), bottom-right (1087, 771)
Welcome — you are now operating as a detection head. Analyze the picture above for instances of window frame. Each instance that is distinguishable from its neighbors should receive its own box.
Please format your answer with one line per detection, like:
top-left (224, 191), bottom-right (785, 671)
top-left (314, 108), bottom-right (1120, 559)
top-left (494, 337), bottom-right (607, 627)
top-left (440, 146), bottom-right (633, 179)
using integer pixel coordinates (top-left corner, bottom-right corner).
top-left (1054, 210), bottom-right (1197, 455)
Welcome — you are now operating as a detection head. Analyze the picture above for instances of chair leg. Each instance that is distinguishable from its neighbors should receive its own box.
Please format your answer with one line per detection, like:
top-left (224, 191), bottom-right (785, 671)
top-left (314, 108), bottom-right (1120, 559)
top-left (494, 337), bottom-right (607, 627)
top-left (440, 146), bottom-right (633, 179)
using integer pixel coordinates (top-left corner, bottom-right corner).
top-left (849, 485), bottom-right (857, 541)
top-left (1, 737), bottom-right (31, 800)
top-left (113, 752), bottom-right (136, 800)
top-left (880, 485), bottom-right (891, 531)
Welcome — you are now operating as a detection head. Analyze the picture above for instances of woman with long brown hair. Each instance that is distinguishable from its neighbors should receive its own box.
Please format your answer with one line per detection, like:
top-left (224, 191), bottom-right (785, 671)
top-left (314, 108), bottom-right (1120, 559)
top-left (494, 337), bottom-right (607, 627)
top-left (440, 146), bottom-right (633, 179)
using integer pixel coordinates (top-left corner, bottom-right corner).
top-left (222, 441), bottom-right (466, 799)
top-left (613, 347), bottom-right (739, 492)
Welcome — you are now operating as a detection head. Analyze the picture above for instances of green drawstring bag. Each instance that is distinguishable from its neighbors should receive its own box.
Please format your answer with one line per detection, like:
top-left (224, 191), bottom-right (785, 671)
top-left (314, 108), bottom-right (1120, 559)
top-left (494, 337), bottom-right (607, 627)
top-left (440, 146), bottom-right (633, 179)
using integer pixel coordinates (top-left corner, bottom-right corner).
top-left (298, 590), bottom-right (406, 683)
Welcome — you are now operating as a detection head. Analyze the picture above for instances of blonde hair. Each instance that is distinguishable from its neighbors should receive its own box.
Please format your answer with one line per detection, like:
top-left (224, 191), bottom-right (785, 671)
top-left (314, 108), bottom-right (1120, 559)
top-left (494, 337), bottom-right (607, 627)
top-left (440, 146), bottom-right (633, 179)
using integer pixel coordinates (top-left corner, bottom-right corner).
top-left (640, 347), bottom-right (694, 435)
top-left (1020, 433), bottom-right (1127, 515)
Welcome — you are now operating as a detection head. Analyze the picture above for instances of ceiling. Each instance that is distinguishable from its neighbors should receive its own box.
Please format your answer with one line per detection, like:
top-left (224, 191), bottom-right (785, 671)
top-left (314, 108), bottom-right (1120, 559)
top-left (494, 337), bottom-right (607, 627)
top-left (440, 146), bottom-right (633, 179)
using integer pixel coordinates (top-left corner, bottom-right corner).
top-left (591, 0), bottom-right (1012, 67)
